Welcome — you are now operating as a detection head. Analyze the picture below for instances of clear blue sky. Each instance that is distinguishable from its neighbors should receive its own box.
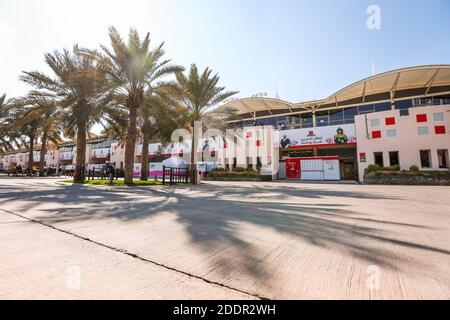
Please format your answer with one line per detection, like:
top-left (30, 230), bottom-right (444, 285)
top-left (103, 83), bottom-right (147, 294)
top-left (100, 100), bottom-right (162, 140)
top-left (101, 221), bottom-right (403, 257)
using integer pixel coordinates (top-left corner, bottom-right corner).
top-left (1, 0), bottom-right (449, 102)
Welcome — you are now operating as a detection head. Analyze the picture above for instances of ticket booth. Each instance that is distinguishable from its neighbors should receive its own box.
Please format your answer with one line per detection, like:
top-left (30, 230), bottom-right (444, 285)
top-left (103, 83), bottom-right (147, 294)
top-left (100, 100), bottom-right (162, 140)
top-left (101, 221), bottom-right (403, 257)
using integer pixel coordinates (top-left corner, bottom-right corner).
top-left (285, 156), bottom-right (340, 181)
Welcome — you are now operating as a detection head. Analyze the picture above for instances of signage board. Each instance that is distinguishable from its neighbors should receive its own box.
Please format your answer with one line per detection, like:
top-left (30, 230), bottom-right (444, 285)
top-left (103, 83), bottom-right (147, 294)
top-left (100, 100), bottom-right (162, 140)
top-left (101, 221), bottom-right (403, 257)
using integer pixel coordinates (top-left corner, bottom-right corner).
top-left (276, 124), bottom-right (356, 148)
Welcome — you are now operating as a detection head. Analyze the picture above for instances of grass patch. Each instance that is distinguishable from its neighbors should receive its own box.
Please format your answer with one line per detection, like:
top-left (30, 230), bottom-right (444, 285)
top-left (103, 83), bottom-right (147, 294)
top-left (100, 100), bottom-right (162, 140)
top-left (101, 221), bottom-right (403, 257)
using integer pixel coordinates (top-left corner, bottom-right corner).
top-left (62, 179), bottom-right (162, 186)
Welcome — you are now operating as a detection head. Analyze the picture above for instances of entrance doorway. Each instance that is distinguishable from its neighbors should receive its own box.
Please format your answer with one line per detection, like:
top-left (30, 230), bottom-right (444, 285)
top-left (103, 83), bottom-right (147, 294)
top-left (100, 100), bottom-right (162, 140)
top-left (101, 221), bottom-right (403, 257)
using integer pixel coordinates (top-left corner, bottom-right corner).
top-left (342, 161), bottom-right (357, 180)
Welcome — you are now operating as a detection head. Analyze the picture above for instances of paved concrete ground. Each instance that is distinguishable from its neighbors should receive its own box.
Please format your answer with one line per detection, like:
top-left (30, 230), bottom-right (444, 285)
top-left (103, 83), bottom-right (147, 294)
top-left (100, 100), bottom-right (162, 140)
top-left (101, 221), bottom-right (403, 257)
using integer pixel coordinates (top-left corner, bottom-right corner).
top-left (0, 177), bottom-right (449, 299)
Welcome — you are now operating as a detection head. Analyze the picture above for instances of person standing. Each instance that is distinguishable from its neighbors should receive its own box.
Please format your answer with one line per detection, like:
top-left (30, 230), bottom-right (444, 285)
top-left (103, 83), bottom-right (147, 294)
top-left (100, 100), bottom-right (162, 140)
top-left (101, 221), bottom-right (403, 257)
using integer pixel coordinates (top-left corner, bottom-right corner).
top-left (106, 162), bottom-right (115, 185)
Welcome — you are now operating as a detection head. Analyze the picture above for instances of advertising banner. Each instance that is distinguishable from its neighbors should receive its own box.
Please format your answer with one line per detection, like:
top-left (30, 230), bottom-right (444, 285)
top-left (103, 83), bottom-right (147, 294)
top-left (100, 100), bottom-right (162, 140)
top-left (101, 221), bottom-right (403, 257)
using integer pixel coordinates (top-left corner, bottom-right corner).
top-left (276, 124), bottom-right (356, 148)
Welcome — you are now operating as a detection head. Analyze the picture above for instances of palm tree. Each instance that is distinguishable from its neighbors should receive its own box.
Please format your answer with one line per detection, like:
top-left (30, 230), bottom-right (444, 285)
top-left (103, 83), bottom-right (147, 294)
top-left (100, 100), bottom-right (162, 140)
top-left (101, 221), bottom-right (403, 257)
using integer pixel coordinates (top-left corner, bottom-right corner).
top-left (139, 85), bottom-right (185, 180)
top-left (90, 26), bottom-right (184, 184)
top-left (8, 106), bottom-right (41, 174)
top-left (11, 93), bottom-right (62, 175)
top-left (20, 45), bottom-right (111, 182)
top-left (0, 94), bottom-right (18, 154)
top-left (176, 64), bottom-right (238, 182)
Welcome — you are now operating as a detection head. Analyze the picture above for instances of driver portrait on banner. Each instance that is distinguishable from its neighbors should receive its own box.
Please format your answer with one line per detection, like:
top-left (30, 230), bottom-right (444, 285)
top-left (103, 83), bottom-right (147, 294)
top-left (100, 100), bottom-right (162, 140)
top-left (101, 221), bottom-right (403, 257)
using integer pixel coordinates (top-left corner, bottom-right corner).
top-left (280, 135), bottom-right (291, 148)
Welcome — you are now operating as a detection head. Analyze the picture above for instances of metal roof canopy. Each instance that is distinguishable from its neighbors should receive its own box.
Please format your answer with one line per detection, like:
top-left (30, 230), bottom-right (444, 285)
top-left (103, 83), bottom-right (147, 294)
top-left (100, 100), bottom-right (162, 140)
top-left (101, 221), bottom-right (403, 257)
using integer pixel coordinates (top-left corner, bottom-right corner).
top-left (225, 65), bottom-right (450, 118)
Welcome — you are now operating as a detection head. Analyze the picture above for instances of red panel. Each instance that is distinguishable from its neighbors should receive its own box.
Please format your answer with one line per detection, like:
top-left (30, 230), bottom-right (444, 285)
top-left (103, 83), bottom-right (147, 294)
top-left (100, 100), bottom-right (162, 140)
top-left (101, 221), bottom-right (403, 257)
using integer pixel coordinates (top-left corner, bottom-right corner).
top-left (435, 125), bottom-right (446, 135)
top-left (359, 152), bottom-right (367, 162)
top-left (256, 140), bottom-right (262, 147)
top-left (416, 114), bottom-right (428, 123)
top-left (385, 117), bottom-right (396, 125)
top-left (246, 132), bottom-right (252, 139)
top-left (286, 159), bottom-right (301, 180)
top-left (371, 131), bottom-right (382, 139)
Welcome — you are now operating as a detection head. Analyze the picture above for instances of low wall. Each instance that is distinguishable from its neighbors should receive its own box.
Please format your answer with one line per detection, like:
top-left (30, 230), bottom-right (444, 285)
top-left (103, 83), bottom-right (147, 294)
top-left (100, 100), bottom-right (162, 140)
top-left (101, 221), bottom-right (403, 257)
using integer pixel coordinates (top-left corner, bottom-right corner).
top-left (365, 171), bottom-right (450, 186)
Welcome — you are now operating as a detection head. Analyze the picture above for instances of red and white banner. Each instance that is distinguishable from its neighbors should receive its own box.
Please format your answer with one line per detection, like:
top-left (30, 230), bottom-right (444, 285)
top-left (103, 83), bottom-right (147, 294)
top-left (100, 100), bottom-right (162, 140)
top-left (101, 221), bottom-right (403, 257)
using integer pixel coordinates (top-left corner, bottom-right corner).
top-left (276, 124), bottom-right (356, 148)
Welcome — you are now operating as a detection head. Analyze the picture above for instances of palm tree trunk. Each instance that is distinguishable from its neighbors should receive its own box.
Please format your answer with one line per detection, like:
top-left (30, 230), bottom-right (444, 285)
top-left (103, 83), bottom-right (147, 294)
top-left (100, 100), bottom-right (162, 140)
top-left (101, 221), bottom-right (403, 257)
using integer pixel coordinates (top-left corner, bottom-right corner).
top-left (190, 126), bottom-right (197, 184)
top-left (124, 105), bottom-right (138, 184)
top-left (28, 134), bottom-right (35, 176)
top-left (74, 118), bottom-right (87, 183)
top-left (140, 134), bottom-right (150, 181)
top-left (39, 130), bottom-right (48, 176)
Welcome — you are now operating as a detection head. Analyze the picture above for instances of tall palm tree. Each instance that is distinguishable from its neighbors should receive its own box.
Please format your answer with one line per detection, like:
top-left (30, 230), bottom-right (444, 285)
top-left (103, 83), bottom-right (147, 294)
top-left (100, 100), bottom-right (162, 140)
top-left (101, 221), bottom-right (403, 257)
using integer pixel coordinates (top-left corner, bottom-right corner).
top-left (8, 106), bottom-right (41, 174)
top-left (11, 93), bottom-right (62, 175)
top-left (0, 94), bottom-right (18, 154)
top-left (176, 64), bottom-right (238, 181)
top-left (20, 45), bottom-right (111, 182)
top-left (90, 26), bottom-right (184, 184)
top-left (139, 85), bottom-right (185, 180)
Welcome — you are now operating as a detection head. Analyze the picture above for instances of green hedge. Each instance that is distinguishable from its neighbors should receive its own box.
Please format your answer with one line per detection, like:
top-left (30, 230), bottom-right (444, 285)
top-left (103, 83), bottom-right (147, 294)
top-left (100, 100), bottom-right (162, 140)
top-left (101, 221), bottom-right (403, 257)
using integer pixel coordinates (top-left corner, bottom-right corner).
top-left (207, 167), bottom-right (261, 179)
top-left (369, 170), bottom-right (450, 178)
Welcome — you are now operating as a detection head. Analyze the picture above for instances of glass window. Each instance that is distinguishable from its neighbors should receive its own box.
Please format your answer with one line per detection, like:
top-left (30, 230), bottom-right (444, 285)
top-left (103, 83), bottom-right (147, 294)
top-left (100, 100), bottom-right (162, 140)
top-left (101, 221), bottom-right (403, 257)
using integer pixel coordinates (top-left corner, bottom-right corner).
top-left (300, 113), bottom-right (313, 128)
top-left (257, 118), bottom-right (266, 125)
top-left (329, 109), bottom-right (344, 125)
top-left (386, 129), bottom-right (397, 137)
top-left (437, 150), bottom-right (449, 169)
top-left (370, 119), bottom-right (380, 127)
top-left (395, 100), bottom-right (412, 110)
top-left (358, 105), bottom-right (375, 114)
top-left (265, 117), bottom-right (277, 126)
top-left (286, 115), bottom-right (299, 127)
top-left (399, 109), bottom-right (410, 117)
top-left (389, 151), bottom-right (399, 166)
top-left (316, 111), bottom-right (329, 127)
top-left (433, 113), bottom-right (444, 122)
top-left (374, 152), bottom-right (384, 167)
top-left (375, 103), bottom-right (392, 112)
top-left (343, 107), bottom-right (358, 121)
top-left (420, 150), bottom-right (431, 168)
top-left (418, 126), bottom-right (429, 135)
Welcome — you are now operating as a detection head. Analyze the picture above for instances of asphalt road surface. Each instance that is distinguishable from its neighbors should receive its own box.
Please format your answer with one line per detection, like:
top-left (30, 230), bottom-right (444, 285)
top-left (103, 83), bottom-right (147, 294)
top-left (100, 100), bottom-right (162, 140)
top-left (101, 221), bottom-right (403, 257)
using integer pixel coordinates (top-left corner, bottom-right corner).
top-left (0, 177), bottom-right (449, 299)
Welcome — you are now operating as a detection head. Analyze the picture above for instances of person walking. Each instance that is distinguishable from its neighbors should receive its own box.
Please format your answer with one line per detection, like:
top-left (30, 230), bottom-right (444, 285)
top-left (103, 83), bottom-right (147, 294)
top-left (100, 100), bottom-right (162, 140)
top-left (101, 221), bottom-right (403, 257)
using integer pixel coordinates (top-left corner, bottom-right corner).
top-left (106, 162), bottom-right (115, 185)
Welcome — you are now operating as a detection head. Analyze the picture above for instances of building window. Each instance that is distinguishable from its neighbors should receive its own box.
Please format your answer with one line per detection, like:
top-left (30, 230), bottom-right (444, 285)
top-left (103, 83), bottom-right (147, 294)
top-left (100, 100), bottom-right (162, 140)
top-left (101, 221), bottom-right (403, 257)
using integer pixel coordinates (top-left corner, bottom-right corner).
top-left (420, 150), bottom-right (431, 168)
top-left (329, 109), bottom-right (344, 126)
top-left (416, 114), bottom-right (428, 123)
top-left (399, 109), bottom-right (410, 117)
top-left (375, 103), bottom-right (392, 112)
top-left (316, 111), bottom-right (329, 127)
top-left (386, 129), bottom-right (397, 137)
top-left (395, 100), bottom-right (412, 110)
top-left (300, 113), bottom-right (314, 128)
top-left (370, 119), bottom-right (380, 127)
top-left (385, 117), bottom-right (396, 126)
top-left (389, 151), bottom-right (399, 166)
top-left (371, 130), bottom-right (382, 139)
top-left (433, 113), bottom-right (444, 122)
top-left (358, 105), bottom-right (375, 114)
top-left (435, 125), bottom-right (446, 135)
top-left (418, 126), bottom-right (429, 136)
top-left (343, 107), bottom-right (358, 123)
top-left (374, 152), bottom-right (384, 167)
top-left (437, 150), bottom-right (449, 169)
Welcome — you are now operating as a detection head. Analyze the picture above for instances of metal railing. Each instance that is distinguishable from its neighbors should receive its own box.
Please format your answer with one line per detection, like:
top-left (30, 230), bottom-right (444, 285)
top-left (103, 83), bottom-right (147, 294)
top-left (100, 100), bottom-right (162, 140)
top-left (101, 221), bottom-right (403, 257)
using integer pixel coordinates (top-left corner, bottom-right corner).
top-left (162, 166), bottom-right (191, 185)
top-left (86, 168), bottom-right (123, 181)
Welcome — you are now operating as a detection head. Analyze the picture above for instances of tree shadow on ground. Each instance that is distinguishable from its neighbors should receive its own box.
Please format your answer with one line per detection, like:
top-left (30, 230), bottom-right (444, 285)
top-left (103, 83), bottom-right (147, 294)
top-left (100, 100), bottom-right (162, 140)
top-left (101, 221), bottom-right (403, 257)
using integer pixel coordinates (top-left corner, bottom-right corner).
top-left (0, 179), bottom-right (447, 284)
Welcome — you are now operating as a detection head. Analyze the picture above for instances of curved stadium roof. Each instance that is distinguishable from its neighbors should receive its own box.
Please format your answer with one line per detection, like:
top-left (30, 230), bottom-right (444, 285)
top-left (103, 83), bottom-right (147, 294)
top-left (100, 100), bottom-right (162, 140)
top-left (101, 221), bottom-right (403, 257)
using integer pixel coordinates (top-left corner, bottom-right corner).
top-left (225, 65), bottom-right (450, 120)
